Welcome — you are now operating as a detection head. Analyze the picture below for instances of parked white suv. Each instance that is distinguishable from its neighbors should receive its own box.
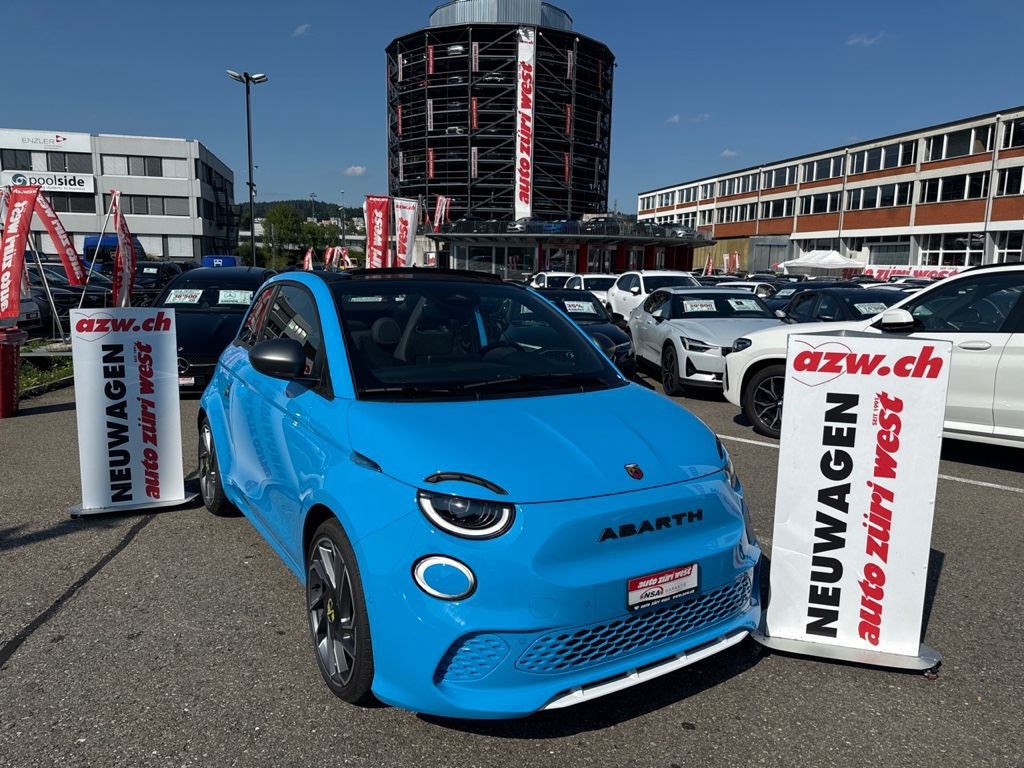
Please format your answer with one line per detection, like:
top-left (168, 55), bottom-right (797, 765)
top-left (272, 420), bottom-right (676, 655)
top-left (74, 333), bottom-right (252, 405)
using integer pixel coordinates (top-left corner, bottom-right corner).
top-left (605, 270), bottom-right (700, 321)
top-left (564, 273), bottom-right (617, 304)
top-left (723, 263), bottom-right (1024, 448)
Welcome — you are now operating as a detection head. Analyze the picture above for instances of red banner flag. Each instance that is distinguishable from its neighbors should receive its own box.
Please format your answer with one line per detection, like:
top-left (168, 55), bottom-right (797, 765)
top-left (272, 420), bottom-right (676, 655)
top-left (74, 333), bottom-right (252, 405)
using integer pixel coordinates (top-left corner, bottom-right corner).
top-left (0, 185), bottom-right (41, 321)
top-left (110, 192), bottom-right (138, 307)
top-left (340, 247), bottom-right (351, 268)
top-left (364, 195), bottom-right (390, 269)
top-left (34, 194), bottom-right (86, 286)
top-left (702, 253), bottom-right (714, 277)
top-left (0, 188), bottom-right (29, 298)
top-left (303, 248), bottom-right (314, 271)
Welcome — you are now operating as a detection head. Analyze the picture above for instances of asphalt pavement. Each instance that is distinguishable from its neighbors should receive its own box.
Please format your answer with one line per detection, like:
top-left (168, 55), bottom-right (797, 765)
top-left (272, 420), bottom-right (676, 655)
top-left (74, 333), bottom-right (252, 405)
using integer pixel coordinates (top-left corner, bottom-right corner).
top-left (1, 377), bottom-right (1021, 768)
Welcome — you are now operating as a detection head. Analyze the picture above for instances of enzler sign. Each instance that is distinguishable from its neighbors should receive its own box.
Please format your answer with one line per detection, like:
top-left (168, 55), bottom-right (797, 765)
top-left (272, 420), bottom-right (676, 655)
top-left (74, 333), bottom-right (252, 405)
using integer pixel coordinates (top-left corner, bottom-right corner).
top-left (0, 129), bottom-right (91, 153)
top-left (1, 170), bottom-right (95, 194)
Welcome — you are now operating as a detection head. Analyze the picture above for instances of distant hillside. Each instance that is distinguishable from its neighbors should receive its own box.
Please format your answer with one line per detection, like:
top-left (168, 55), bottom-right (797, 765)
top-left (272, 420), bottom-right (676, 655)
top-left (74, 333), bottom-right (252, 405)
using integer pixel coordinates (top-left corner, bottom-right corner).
top-left (244, 200), bottom-right (362, 220)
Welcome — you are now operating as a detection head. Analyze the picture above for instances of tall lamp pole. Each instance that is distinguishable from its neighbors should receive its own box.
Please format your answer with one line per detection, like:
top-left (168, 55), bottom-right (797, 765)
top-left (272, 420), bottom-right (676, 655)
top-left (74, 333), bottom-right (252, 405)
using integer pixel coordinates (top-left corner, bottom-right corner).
top-left (227, 69), bottom-right (268, 266)
top-left (340, 190), bottom-right (346, 253)
top-left (310, 192), bottom-right (318, 221)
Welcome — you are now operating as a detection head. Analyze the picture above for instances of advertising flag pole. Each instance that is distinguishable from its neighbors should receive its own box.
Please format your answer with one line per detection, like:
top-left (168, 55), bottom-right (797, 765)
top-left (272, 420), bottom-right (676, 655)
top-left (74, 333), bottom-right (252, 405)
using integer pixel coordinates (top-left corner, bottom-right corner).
top-left (28, 238), bottom-right (66, 340)
top-left (78, 193), bottom-right (115, 309)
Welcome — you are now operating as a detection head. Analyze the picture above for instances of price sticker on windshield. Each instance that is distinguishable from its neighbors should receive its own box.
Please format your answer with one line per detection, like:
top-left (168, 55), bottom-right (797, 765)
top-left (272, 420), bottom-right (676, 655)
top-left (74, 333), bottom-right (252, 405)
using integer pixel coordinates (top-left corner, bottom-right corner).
top-left (564, 300), bottom-right (597, 314)
top-left (682, 299), bottom-right (716, 313)
top-left (727, 298), bottom-right (760, 311)
top-left (166, 288), bottom-right (202, 304)
top-left (854, 302), bottom-right (889, 315)
top-left (219, 290), bottom-right (254, 305)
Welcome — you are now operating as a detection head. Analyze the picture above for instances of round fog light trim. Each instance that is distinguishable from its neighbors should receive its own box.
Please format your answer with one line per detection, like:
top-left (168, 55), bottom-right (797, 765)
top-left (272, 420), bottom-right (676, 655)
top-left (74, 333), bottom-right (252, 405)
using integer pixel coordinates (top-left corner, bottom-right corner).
top-left (413, 556), bottom-right (476, 601)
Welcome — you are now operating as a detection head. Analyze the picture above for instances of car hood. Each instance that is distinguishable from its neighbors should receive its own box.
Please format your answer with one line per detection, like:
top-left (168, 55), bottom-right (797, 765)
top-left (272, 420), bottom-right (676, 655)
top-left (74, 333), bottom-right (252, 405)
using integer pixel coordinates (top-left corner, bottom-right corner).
top-left (666, 317), bottom-right (783, 347)
top-left (172, 311), bottom-right (246, 359)
top-left (576, 321), bottom-right (630, 346)
top-left (347, 385), bottom-right (725, 504)
top-left (739, 317), bottom-right (876, 351)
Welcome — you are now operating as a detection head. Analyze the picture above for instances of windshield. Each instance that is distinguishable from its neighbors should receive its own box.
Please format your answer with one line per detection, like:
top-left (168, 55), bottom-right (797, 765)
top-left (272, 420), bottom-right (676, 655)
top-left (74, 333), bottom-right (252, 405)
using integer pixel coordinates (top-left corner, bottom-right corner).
top-left (670, 293), bottom-right (773, 319)
top-left (547, 294), bottom-right (612, 324)
top-left (332, 279), bottom-right (624, 401)
top-left (842, 293), bottom-right (901, 318)
top-left (156, 280), bottom-right (255, 312)
top-left (643, 275), bottom-right (699, 292)
top-left (583, 277), bottom-right (615, 290)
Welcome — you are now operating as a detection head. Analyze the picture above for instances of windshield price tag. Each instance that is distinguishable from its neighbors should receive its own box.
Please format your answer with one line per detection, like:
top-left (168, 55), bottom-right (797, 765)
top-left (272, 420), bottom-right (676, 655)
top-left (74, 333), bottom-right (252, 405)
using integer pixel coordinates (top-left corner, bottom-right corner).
top-left (563, 300), bottom-right (597, 314)
top-left (854, 302), bottom-right (889, 315)
top-left (627, 564), bottom-right (698, 611)
top-left (727, 298), bottom-right (760, 311)
top-left (166, 289), bottom-right (202, 304)
top-left (683, 299), bottom-right (716, 313)
top-left (218, 289), bottom-right (253, 305)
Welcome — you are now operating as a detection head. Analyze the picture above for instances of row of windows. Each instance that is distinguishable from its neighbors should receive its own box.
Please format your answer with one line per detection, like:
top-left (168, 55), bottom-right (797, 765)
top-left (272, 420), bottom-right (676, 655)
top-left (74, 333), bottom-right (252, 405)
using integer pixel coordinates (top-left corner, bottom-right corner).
top-left (801, 154), bottom-right (845, 183)
top-left (925, 125), bottom-right (992, 162)
top-left (718, 171), bottom-right (759, 197)
top-left (846, 182), bottom-right (913, 210)
top-left (717, 202), bottom-right (757, 224)
top-left (997, 166), bottom-right (1024, 196)
top-left (1003, 118), bottom-right (1024, 150)
top-left (101, 155), bottom-right (189, 179)
top-left (850, 141), bottom-right (917, 174)
top-left (103, 194), bottom-right (191, 216)
top-left (799, 191), bottom-right (841, 215)
top-left (920, 172), bottom-right (989, 203)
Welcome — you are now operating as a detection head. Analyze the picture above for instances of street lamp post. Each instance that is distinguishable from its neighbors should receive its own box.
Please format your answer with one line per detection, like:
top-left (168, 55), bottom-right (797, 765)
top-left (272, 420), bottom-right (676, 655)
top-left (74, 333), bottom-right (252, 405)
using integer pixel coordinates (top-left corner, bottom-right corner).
top-left (227, 69), bottom-right (268, 266)
top-left (310, 192), bottom-right (318, 222)
top-left (340, 190), bottom-right (346, 254)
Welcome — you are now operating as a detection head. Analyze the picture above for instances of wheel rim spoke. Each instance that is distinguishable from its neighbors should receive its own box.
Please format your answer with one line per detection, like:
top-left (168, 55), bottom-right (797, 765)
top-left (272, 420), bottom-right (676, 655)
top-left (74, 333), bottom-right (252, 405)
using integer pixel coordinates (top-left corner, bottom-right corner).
top-left (307, 536), bottom-right (356, 687)
top-left (753, 377), bottom-right (784, 431)
top-left (199, 426), bottom-right (213, 500)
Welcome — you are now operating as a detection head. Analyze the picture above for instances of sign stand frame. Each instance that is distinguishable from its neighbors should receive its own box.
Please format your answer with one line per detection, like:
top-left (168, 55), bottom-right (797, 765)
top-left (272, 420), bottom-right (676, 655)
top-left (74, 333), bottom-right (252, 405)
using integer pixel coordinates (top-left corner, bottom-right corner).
top-left (68, 493), bottom-right (198, 519)
top-left (752, 631), bottom-right (941, 672)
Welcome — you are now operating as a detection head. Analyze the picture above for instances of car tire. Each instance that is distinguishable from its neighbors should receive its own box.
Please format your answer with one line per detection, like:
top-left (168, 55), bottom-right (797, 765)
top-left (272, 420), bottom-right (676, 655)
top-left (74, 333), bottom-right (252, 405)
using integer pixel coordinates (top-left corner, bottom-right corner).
top-left (306, 518), bottom-right (376, 706)
top-left (661, 343), bottom-right (685, 396)
top-left (743, 364), bottom-right (786, 439)
top-left (198, 417), bottom-right (238, 517)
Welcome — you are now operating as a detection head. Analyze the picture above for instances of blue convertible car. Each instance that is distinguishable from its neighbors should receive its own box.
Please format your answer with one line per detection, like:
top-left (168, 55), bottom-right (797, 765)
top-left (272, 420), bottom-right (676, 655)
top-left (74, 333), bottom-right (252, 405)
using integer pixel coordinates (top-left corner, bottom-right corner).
top-left (198, 268), bottom-right (761, 719)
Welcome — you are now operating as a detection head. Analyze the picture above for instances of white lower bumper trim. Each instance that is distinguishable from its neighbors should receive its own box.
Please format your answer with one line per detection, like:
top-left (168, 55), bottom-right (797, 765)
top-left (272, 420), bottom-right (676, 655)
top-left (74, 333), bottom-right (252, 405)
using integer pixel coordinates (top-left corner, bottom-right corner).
top-left (541, 629), bottom-right (749, 710)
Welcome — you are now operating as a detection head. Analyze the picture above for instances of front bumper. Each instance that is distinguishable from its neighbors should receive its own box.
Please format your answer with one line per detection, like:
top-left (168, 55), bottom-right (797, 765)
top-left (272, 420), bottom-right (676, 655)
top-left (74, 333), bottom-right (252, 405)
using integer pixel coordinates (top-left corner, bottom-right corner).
top-left (680, 347), bottom-right (726, 388)
top-left (356, 475), bottom-right (761, 719)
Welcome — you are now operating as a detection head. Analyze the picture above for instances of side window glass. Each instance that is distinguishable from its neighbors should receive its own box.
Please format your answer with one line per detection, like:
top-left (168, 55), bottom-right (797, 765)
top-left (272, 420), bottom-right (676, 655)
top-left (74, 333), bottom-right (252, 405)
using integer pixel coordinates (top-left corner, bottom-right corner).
top-left (641, 292), bottom-right (661, 313)
top-left (817, 295), bottom-right (840, 321)
top-left (789, 294), bottom-right (816, 321)
top-left (261, 284), bottom-right (324, 377)
top-left (624, 274), bottom-right (639, 291)
top-left (537, 275), bottom-right (546, 287)
top-left (237, 286), bottom-right (274, 347)
top-left (904, 275), bottom-right (1024, 333)
top-left (566, 277), bottom-right (580, 289)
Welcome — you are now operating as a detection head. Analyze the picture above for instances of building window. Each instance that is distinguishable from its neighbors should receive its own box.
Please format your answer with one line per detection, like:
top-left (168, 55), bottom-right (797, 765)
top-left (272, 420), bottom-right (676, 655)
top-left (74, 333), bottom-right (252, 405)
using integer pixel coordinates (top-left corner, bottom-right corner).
top-left (861, 235), bottom-right (912, 265)
top-left (926, 126), bottom-right (992, 161)
top-left (1002, 118), bottom-right (1024, 149)
top-left (919, 172), bottom-right (989, 203)
top-left (846, 182), bottom-right (912, 210)
top-left (102, 154), bottom-right (170, 177)
top-left (760, 198), bottom-right (794, 219)
top-left (104, 194), bottom-right (190, 216)
top-left (699, 182), bottom-right (715, 200)
top-left (45, 152), bottom-right (93, 173)
top-left (994, 231), bottom-right (1023, 263)
top-left (1, 149), bottom-right (32, 171)
top-left (850, 140), bottom-right (916, 172)
top-left (919, 232), bottom-right (985, 267)
top-left (801, 155), bottom-right (844, 183)
top-left (996, 166), bottom-right (1024, 196)
top-left (679, 212), bottom-right (696, 227)
top-left (799, 191), bottom-right (841, 215)
top-left (47, 192), bottom-right (97, 214)
top-left (762, 164), bottom-right (797, 189)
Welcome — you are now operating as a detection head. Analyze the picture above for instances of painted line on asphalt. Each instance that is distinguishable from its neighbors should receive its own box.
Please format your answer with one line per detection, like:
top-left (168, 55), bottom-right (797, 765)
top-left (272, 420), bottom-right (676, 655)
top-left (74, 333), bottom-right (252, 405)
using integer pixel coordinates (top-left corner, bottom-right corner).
top-left (717, 433), bottom-right (1024, 495)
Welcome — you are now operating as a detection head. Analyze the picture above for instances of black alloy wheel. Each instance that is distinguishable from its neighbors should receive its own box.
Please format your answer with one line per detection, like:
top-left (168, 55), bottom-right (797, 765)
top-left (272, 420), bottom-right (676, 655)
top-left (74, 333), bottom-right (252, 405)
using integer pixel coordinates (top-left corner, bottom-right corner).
top-left (743, 363), bottom-right (786, 438)
top-left (198, 418), bottom-right (237, 516)
top-left (306, 518), bottom-right (375, 705)
top-left (661, 344), bottom-right (684, 396)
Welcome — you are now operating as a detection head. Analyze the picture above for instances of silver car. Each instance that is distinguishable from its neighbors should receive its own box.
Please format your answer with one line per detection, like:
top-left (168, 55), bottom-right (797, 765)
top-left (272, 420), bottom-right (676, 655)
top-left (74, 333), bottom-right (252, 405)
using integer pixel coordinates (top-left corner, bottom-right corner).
top-left (629, 288), bottom-right (783, 395)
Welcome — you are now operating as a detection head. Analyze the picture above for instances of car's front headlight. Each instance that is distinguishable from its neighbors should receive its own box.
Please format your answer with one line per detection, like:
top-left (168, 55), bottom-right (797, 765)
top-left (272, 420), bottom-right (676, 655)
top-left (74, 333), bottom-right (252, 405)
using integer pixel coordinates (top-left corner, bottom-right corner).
top-left (732, 337), bottom-right (752, 354)
top-left (680, 336), bottom-right (715, 354)
top-left (417, 490), bottom-right (515, 539)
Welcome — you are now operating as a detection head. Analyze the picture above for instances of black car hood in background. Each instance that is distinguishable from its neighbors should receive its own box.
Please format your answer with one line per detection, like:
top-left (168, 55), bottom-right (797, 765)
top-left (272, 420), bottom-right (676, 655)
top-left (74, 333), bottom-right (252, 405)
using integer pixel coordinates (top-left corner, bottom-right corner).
top-left (577, 320), bottom-right (630, 346)
top-left (173, 311), bottom-right (246, 362)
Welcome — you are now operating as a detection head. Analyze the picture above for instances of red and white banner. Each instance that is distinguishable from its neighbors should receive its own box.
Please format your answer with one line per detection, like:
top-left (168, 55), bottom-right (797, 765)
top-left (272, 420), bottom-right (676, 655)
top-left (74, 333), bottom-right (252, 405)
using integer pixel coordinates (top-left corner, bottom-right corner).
top-left (729, 252), bottom-right (740, 273)
top-left (35, 194), bottom-right (85, 285)
top-left (396, 105), bottom-right (403, 136)
top-left (564, 104), bottom-right (572, 135)
top-left (514, 26), bottom-right (537, 221)
top-left (340, 247), bottom-right (351, 268)
top-left (471, 42), bottom-right (479, 72)
top-left (566, 50), bottom-right (574, 81)
top-left (762, 332), bottom-right (951, 664)
top-left (0, 185), bottom-right (40, 321)
top-left (364, 195), bottom-right (390, 269)
top-left (302, 247), bottom-right (314, 271)
top-left (393, 197), bottom-right (419, 268)
top-left (860, 264), bottom-right (967, 281)
top-left (324, 247), bottom-right (335, 269)
top-left (427, 46), bottom-right (434, 75)
top-left (110, 192), bottom-right (138, 308)
top-left (398, 151), bottom-right (404, 183)
top-left (432, 195), bottom-right (452, 233)
top-left (470, 97), bottom-right (478, 130)
top-left (427, 99), bottom-right (434, 132)
top-left (427, 148), bottom-right (435, 180)
top-left (471, 147), bottom-right (479, 179)
top-left (71, 307), bottom-right (186, 514)
top-left (563, 152), bottom-right (570, 183)
top-left (701, 253), bottom-right (713, 277)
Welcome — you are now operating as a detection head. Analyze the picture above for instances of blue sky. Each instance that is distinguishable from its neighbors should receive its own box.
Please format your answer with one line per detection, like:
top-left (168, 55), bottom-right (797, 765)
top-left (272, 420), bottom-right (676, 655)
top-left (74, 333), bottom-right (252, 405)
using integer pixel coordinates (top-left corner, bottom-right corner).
top-left (6, 0), bottom-right (1023, 212)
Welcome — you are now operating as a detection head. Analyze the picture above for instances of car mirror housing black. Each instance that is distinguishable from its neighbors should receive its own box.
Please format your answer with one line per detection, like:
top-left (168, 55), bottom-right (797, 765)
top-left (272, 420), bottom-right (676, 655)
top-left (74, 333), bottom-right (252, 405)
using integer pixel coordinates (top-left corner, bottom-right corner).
top-left (590, 332), bottom-right (617, 358)
top-left (249, 338), bottom-right (307, 380)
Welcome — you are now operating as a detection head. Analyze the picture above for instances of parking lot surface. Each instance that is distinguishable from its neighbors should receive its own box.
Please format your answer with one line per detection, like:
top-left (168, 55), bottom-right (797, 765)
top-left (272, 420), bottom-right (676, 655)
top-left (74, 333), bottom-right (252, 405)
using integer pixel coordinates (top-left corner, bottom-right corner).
top-left (1, 378), bottom-right (1021, 768)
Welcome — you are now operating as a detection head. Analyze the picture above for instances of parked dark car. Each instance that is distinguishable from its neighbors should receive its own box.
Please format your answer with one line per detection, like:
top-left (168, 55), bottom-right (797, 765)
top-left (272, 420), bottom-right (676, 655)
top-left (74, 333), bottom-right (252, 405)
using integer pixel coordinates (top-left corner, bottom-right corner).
top-left (764, 280), bottom-right (860, 312)
top-left (778, 287), bottom-right (904, 323)
top-left (582, 217), bottom-right (626, 235)
top-left (537, 289), bottom-right (636, 377)
top-left (153, 267), bottom-right (276, 392)
top-left (132, 260), bottom-right (183, 306)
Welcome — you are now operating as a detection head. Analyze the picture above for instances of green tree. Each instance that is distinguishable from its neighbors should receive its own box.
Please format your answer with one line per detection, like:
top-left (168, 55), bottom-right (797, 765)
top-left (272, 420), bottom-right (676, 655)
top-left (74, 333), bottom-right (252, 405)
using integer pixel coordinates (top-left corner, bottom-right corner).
top-left (263, 203), bottom-right (301, 250)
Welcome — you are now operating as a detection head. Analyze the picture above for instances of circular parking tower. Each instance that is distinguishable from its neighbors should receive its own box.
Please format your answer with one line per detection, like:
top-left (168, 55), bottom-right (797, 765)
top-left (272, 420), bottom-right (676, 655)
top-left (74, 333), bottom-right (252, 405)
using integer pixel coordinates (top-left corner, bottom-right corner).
top-left (386, 0), bottom-right (615, 222)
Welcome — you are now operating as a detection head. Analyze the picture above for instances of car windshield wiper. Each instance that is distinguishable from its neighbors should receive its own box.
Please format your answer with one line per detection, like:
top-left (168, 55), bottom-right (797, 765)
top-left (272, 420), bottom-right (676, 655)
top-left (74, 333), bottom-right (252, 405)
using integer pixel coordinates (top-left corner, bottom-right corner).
top-left (360, 384), bottom-right (464, 399)
top-left (459, 372), bottom-right (611, 393)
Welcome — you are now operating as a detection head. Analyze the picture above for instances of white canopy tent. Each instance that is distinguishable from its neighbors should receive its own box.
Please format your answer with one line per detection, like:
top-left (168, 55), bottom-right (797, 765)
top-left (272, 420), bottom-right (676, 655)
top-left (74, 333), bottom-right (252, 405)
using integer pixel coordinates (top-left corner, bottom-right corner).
top-left (779, 250), bottom-right (866, 276)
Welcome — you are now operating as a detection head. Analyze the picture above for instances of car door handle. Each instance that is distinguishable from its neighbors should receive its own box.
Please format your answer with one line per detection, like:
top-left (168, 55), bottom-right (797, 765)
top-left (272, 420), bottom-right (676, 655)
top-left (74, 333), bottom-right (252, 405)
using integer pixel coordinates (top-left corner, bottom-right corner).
top-left (957, 340), bottom-right (992, 351)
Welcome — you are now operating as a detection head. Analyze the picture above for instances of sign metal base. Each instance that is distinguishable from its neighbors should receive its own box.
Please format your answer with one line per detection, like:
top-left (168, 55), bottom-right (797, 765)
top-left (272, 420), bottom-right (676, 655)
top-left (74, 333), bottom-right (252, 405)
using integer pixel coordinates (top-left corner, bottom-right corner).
top-left (68, 492), bottom-right (199, 518)
top-left (752, 631), bottom-right (941, 672)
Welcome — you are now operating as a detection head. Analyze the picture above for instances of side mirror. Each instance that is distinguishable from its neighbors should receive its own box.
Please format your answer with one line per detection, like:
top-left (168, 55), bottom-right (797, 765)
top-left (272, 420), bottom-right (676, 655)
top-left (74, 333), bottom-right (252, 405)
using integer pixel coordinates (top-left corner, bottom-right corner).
top-left (629, 285), bottom-right (641, 295)
top-left (249, 338), bottom-right (307, 379)
top-left (877, 307), bottom-right (915, 332)
top-left (774, 309), bottom-right (787, 320)
top-left (590, 332), bottom-right (617, 358)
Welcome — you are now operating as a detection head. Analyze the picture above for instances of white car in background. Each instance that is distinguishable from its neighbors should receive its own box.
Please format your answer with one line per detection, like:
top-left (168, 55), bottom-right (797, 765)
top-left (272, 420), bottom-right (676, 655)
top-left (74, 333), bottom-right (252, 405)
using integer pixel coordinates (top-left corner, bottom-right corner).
top-left (564, 273), bottom-right (617, 304)
top-left (629, 288), bottom-right (783, 394)
top-left (527, 272), bottom-right (573, 289)
top-left (723, 263), bottom-right (1024, 447)
top-left (714, 280), bottom-right (779, 299)
top-left (605, 270), bottom-right (700, 321)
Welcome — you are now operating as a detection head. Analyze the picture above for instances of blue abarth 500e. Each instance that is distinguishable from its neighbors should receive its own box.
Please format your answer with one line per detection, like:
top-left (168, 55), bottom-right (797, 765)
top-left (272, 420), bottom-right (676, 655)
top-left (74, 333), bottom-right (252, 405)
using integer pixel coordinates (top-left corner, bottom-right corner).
top-left (198, 268), bottom-right (761, 719)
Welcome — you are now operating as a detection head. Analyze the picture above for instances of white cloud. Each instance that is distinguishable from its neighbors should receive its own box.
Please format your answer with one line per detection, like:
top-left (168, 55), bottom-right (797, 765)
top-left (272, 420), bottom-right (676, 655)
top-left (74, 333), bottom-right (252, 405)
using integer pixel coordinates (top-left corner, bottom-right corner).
top-left (344, 165), bottom-right (366, 177)
top-left (720, 149), bottom-right (739, 158)
top-left (689, 113), bottom-right (711, 123)
top-left (291, 23), bottom-right (311, 38)
top-left (665, 114), bottom-right (681, 124)
top-left (846, 31), bottom-right (884, 47)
